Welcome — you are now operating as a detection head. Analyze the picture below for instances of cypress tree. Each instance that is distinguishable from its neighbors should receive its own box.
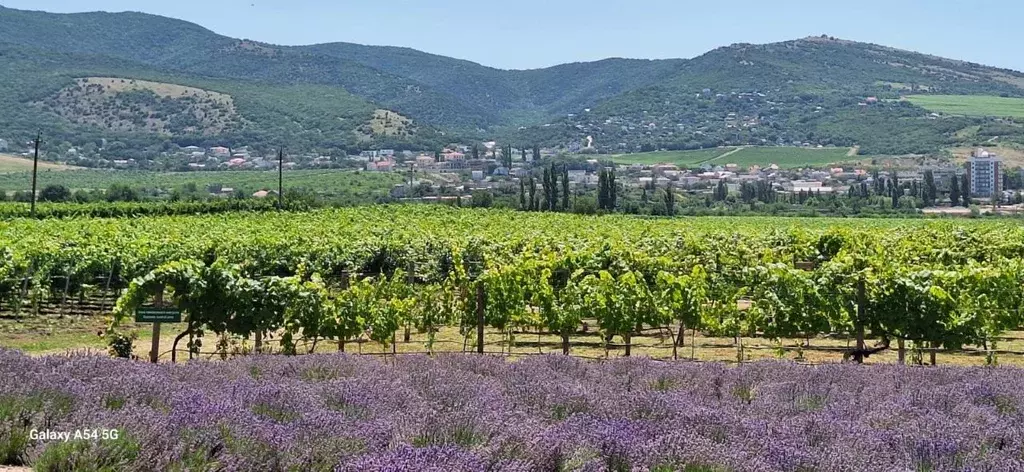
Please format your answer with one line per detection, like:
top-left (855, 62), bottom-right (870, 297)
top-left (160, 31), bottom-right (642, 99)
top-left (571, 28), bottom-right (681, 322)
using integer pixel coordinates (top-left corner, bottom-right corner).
top-left (609, 170), bottom-right (617, 209)
top-left (923, 170), bottom-right (937, 206)
top-left (528, 177), bottom-right (537, 211)
top-left (550, 163), bottom-right (559, 211)
top-left (891, 174), bottom-right (900, 208)
top-left (961, 173), bottom-right (971, 207)
top-left (950, 175), bottom-right (960, 207)
top-left (542, 167), bottom-right (551, 211)
top-left (519, 180), bottom-right (526, 210)
top-left (664, 186), bottom-right (676, 216)
top-left (561, 165), bottom-right (570, 211)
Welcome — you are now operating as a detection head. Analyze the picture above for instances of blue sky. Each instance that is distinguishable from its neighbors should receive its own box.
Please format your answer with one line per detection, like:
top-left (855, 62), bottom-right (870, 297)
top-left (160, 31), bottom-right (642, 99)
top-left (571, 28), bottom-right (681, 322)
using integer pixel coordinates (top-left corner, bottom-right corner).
top-left (4, 0), bottom-right (1023, 71)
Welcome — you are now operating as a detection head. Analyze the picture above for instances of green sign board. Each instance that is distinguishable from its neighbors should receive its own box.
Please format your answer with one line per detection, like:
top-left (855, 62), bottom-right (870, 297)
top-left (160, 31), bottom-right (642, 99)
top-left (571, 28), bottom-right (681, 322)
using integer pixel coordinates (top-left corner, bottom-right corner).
top-left (135, 307), bottom-right (181, 323)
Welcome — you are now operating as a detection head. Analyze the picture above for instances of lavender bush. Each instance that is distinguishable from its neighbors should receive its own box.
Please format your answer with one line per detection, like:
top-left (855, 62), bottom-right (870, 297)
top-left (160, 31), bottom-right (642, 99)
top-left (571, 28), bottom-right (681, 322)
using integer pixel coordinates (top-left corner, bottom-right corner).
top-left (2, 349), bottom-right (1023, 471)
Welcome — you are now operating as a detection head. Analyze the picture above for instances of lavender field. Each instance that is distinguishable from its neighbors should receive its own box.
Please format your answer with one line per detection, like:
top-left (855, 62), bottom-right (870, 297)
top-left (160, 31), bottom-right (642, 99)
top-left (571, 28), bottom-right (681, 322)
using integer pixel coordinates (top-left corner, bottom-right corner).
top-left (2, 350), bottom-right (1024, 471)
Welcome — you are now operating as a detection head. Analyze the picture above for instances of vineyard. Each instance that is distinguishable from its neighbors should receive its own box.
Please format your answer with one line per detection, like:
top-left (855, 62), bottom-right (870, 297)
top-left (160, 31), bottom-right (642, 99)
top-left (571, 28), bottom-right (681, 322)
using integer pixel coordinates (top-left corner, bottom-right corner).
top-left (1, 206), bottom-right (1023, 365)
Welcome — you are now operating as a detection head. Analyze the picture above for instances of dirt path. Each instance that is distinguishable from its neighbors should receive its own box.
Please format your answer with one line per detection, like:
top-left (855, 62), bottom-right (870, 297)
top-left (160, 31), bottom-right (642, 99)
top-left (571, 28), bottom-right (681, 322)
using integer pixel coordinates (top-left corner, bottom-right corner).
top-left (846, 146), bottom-right (860, 157)
top-left (699, 146), bottom-right (747, 165)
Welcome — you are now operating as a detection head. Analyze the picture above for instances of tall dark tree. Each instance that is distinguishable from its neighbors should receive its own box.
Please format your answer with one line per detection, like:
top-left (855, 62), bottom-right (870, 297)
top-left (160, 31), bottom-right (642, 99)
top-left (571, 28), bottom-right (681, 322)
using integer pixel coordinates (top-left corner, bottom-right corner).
top-left (549, 163), bottom-right (559, 211)
top-left (521, 147), bottom-right (527, 161)
top-left (519, 180), bottom-right (526, 210)
top-left (598, 169), bottom-right (611, 210)
top-left (561, 165), bottom-right (570, 211)
top-left (891, 174), bottom-right (900, 208)
top-left (541, 167), bottom-right (551, 211)
top-left (950, 175), bottom-right (961, 207)
top-left (608, 170), bottom-right (617, 209)
top-left (923, 170), bottom-right (937, 206)
top-left (961, 173), bottom-right (971, 208)
top-left (472, 145), bottom-right (480, 160)
top-left (664, 186), bottom-right (676, 216)
top-left (532, 144), bottom-right (541, 162)
top-left (714, 180), bottom-right (728, 202)
top-left (528, 177), bottom-right (537, 211)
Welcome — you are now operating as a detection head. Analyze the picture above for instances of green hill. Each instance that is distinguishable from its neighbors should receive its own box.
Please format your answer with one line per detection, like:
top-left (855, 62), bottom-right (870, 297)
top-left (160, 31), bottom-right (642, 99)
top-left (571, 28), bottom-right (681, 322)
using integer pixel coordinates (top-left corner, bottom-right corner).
top-left (510, 37), bottom-right (1024, 155)
top-left (3, 7), bottom-right (1024, 162)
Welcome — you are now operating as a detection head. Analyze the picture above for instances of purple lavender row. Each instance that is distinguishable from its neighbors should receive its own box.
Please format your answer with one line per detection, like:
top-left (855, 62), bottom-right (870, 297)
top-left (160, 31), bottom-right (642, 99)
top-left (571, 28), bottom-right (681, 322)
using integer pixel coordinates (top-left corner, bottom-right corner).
top-left (2, 349), bottom-right (1022, 471)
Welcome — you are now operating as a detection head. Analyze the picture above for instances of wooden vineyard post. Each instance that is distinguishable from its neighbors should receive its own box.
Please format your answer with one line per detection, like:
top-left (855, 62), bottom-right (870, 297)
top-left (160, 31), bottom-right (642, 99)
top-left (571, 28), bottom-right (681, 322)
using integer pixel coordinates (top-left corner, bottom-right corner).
top-left (404, 263), bottom-right (414, 343)
top-left (338, 271), bottom-right (350, 352)
top-left (476, 283), bottom-right (485, 354)
top-left (897, 338), bottom-right (906, 364)
top-left (150, 290), bottom-right (163, 363)
top-left (854, 278), bottom-right (866, 363)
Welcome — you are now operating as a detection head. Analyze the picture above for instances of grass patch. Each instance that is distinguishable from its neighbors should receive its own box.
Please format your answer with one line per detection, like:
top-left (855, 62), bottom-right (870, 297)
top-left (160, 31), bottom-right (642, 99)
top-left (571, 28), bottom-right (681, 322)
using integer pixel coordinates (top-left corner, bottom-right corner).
top-left (323, 397), bottom-right (370, 420)
top-left (0, 154), bottom-right (75, 173)
top-left (0, 392), bottom-right (76, 466)
top-left (610, 148), bottom-right (732, 166)
top-left (33, 434), bottom-right (140, 472)
top-left (251, 403), bottom-right (299, 423)
top-left (300, 366), bottom-right (341, 382)
top-left (715, 146), bottom-right (853, 168)
top-left (906, 95), bottom-right (1024, 119)
top-left (411, 421), bottom-right (483, 448)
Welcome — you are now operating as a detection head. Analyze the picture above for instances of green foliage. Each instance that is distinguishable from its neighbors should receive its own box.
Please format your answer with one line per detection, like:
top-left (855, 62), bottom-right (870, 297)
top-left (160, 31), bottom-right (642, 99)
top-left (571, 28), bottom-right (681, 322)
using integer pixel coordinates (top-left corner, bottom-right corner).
top-left (33, 435), bottom-right (140, 472)
top-left (906, 95), bottom-right (1024, 119)
top-left (105, 332), bottom-right (136, 358)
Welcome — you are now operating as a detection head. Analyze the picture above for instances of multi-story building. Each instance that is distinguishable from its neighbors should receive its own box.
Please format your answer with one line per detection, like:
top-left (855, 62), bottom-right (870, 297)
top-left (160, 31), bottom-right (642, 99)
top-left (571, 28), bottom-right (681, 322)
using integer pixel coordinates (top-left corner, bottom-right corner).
top-left (965, 148), bottom-right (1002, 198)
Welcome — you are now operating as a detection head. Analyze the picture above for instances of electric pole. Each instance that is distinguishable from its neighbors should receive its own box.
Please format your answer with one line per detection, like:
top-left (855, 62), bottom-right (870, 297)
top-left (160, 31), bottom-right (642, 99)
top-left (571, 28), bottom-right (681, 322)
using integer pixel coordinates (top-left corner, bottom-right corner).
top-left (30, 132), bottom-right (40, 217)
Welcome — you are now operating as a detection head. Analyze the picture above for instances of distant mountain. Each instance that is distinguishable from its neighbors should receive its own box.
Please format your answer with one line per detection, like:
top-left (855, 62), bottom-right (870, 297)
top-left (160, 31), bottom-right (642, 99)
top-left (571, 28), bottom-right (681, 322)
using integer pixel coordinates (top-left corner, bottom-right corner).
top-left (511, 37), bottom-right (1024, 155)
top-left (1, 6), bottom-right (1023, 163)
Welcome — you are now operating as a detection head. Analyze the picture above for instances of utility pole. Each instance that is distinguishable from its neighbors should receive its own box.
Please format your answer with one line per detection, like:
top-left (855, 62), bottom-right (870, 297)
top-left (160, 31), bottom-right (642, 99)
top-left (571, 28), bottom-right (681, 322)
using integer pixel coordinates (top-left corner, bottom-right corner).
top-left (277, 148), bottom-right (283, 210)
top-left (30, 132), bottom-right (40, 218)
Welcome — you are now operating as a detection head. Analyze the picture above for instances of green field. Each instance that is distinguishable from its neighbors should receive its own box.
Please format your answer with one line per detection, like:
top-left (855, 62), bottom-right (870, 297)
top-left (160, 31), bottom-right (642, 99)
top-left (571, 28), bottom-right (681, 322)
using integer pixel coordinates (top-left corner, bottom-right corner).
top-left (718, 146), bottom-right (855, 168)
top-left (0, 153), bottom-right (74, 172)
top-left (0, 169), bottom-right (403, 194)
top-left (611, 146), bottom-right (854, 169)
top-left (610, 147), bottom-right (733, 166)
top-left (905, 94), bottom-right (1024, 119)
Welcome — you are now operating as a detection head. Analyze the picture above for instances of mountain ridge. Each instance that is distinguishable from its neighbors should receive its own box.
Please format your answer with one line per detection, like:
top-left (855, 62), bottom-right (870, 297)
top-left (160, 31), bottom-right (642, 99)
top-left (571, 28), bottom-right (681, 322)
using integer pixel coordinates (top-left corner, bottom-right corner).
top-left (1, 6), bottom-right (1023, 162)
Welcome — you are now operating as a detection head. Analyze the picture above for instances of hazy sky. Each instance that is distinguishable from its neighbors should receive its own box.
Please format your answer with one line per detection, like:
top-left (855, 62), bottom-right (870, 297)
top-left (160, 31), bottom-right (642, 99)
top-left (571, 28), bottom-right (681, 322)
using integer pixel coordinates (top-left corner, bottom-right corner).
top-left (4, 0), bottom-right (1023, 71)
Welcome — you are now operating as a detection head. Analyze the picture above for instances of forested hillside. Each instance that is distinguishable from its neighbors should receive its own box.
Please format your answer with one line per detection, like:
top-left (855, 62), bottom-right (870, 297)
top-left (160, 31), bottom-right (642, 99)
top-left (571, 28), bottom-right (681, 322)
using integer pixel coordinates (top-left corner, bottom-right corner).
top-left (2, 6), bottom-right (1024, 160)
top-left (509, 37), bottom-right (1024, 155)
